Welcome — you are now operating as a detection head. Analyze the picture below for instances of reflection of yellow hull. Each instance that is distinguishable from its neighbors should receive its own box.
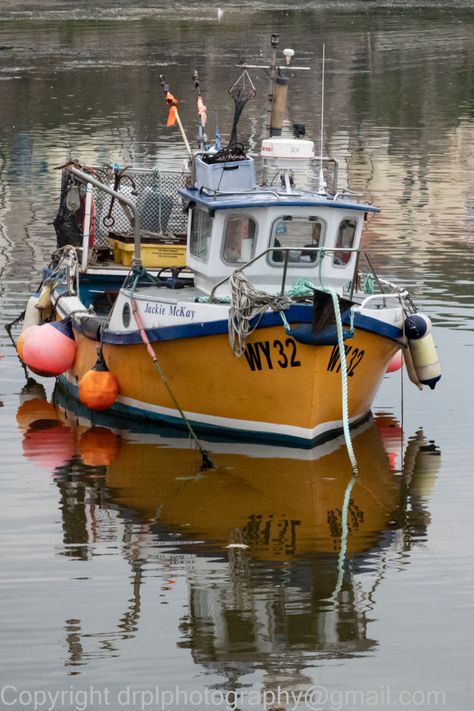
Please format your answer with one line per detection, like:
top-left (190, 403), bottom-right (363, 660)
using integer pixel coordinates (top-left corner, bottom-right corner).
top-left (18, 391), bottom-right (440, 562)
top-left (99, 423), bottom-right (400, 558)
top-left (66, 324), bottom-right (397, 445)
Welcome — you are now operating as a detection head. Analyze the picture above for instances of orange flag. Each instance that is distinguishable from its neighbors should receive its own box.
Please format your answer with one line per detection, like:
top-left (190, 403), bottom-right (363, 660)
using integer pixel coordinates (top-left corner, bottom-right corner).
top-left (166, 91), bottom-right (179, 127)
top-left (197, 95), bottom-right (207, 126)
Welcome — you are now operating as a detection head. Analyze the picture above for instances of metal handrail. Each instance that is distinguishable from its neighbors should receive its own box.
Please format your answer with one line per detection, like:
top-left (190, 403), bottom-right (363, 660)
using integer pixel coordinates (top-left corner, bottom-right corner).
top-left (66, 166), bottom-right (142, 265)
top-left (208, 245), bottom-right (363, 302)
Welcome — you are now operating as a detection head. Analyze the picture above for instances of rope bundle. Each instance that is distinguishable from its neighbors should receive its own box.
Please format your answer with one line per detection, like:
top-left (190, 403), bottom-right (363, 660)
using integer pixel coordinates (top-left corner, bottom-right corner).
top-left (228, 271), bottom-right (291, 357)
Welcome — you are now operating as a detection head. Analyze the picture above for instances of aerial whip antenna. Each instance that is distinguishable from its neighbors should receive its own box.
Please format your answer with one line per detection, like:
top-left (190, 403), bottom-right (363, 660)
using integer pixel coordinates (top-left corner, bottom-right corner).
top-left (318, 44), bottom-right (327, 193)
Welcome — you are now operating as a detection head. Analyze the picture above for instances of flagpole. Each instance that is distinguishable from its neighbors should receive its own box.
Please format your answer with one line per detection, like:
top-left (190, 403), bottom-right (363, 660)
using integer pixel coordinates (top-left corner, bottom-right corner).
top-left (174, 111), bottom-right (193, 158)
top-left (160, 74), bottom-right (193, 158)
top-left (192, 69), bottom-right (208, 151)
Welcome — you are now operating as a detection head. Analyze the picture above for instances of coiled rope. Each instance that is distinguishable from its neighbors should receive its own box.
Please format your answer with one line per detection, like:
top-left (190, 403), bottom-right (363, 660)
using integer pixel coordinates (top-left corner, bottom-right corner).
top-left (228, 271), bottom-right (292, 357)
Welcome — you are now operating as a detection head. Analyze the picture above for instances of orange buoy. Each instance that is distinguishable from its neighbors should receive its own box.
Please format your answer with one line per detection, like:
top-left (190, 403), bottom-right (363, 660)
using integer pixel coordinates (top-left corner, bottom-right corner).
top-left (78, 353), bottom-right (119, 411)
top-left (17, 325), bottom-right (39, 362)
top-left (386, 349), bottom-right (403, 373)
top-left (22, 319), bottom-right (76, 377)
top-left (16, 398), bottom-right (60, 432)
top-left (79, 427), bottom-right (120, 466)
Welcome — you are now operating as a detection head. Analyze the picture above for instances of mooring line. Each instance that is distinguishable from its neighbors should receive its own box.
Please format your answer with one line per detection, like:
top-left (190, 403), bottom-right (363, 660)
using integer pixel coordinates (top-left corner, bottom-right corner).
top-left (130, 298), bottom-right (213, 470)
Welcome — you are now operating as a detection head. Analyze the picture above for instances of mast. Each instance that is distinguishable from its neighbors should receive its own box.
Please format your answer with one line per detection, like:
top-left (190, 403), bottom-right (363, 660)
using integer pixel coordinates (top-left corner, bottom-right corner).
top-left (237, 36), bottom-right (309, 184)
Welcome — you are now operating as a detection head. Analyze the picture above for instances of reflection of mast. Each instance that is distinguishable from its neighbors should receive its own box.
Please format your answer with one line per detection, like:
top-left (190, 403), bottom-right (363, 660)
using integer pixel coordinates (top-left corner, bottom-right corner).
top-left (55, 458), bottom-right (105, 560)
top-left (117, 560), bottom-right (144, 637)
top-left (65, 618), bottom-right (84, 669)
top-left (54, 462), bottom-right (147, 669)
top-left (177, 423), bottom-right (441, 696)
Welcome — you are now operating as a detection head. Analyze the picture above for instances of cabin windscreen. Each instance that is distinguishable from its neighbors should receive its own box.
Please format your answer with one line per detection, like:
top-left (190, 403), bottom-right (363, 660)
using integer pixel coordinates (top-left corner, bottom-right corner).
top-left (190, 209), bottom-right (213, 261)
top-left (333, 218), bottom-right (357, 267)
top-left (222, 216), bottom-right (257, 264)
top-left (268, 215), bottom-right (326, 267)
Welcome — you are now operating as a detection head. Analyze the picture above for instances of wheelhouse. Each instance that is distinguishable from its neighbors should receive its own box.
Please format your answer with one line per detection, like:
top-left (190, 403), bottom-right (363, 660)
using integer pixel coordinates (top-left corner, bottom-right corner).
top-left (180, 187), bottom-right (378, 297)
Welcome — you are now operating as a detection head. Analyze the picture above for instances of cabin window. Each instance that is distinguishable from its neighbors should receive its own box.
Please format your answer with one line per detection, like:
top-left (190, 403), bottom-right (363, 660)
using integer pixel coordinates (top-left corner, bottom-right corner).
top-left (333, 219), bottom-right (357, 266)
top-left (268, 216), bottom-right (325, 266)
top-left (222, 216), bottom-right (256, 264)
top-left (190, 209), bottom-right (213, 261)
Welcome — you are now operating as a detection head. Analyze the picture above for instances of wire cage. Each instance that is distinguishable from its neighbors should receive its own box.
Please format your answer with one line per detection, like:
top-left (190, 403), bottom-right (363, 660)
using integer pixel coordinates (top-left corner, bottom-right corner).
top-left (54, 165), bottom-right (191, 267)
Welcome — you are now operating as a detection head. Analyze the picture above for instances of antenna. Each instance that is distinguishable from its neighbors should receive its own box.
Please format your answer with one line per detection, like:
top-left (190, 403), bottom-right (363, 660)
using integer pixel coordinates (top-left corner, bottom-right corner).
top-left (318, 44), bottom-right (327, 193)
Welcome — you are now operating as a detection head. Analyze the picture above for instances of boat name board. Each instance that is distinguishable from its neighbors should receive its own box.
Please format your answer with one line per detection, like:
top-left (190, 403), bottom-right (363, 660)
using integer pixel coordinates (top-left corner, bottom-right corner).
top-left (143, 302), bottom-right (196, 319)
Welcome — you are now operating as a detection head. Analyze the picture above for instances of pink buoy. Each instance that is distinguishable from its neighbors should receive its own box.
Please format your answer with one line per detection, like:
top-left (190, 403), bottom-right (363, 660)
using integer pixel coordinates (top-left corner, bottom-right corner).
top-left (386, 350), bottom-right (403, 374)
top-left (22, 420), bottom-right (76, 470)
top-left (22, 319), bottom-right (77, 377)
top-left (17, 324), bottom-right (39, 362)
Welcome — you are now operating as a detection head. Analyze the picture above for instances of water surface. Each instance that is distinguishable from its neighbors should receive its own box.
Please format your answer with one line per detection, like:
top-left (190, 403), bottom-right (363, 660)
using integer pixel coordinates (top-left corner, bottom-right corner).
top-left (0, 3), bottom-right (473, 710)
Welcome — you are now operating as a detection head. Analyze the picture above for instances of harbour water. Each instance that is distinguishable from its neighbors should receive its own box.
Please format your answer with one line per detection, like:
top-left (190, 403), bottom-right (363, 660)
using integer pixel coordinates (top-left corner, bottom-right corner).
top-left (1, 3), bottom-right (473, 710)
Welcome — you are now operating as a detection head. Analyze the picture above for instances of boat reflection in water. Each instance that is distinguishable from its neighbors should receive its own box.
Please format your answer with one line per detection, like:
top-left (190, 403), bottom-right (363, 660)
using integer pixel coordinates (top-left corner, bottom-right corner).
top-left (17, 379), bottom-right (441, 693)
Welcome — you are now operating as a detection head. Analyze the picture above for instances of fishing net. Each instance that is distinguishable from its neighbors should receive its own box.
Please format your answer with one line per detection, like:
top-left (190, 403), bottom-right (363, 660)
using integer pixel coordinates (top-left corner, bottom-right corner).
top-left (228, 70), bottom-right (256, 147)
top-left (54, 166), bottom-right (189, 253)
top-left (203, 70), bottom-right (256, 164)
top-left (53, 171), bottom-right (85, 248)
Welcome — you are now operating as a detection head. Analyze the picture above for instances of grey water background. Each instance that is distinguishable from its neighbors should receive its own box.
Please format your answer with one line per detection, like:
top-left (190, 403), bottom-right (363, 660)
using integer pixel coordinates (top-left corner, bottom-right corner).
top-left (0, 2), bottom-right (474, 709)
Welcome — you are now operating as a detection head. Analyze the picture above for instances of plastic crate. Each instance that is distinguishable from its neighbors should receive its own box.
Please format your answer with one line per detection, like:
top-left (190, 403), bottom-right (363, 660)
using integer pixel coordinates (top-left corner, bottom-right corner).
top-left (194, 155), bottom-right (256, 193)
top-left (108, 232), bottom-right (187, 268)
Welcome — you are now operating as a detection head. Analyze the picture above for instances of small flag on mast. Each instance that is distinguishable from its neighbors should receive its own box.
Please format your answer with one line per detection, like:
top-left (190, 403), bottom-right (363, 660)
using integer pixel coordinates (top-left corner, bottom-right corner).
top-left (165, 91), bottom-right (179, 127)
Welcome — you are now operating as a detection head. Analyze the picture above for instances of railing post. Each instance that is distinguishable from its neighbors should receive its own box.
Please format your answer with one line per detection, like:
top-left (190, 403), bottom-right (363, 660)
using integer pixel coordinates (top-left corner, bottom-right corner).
top-left (280, 250), bottom-right (289, 296)
top-left (81, 182), bottom-right (93, 272)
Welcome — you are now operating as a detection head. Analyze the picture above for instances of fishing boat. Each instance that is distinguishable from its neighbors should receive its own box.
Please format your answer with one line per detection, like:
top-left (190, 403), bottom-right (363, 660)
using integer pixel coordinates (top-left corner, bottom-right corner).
top-left (16, 38), bottom-right (441, 450)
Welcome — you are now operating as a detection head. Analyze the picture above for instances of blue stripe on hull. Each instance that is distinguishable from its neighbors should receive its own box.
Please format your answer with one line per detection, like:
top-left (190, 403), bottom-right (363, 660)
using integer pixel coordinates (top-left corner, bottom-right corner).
top-left (57, 377), bottom-right (371, 449)
top-left (99, 303), bottom-right (402, 345)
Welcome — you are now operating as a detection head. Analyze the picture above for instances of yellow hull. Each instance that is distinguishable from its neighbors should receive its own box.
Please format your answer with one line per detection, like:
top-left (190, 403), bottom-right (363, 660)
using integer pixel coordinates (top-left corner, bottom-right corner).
top-left (66, 324), bottom-right (397, 445)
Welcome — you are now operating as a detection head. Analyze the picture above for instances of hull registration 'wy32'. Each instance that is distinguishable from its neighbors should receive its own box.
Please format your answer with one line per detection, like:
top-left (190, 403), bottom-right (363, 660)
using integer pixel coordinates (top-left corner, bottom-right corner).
top-left (17, 37), bottom-right (441, 450)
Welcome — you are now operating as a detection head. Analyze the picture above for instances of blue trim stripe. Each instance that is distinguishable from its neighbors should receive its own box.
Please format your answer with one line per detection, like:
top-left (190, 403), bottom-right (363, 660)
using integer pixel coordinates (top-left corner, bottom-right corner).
top-left (179, 187), bottom-right (380, 213)
top-left (353, 311), bottom-right (402, 341)
top-left (97, 304), bottom-right (402, 345)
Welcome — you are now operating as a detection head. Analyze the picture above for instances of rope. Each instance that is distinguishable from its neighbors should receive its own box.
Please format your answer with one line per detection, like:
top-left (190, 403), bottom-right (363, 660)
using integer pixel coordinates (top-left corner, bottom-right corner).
top-left (331, 473), bottom-right (358, 601)
top-left (327, 287), bottom-right (359, 474)
top-left (316, 249), bottom-right (358, 472)
top-left (48, 245), bottom-right (81, 294)
top-left (131, 298), bottom-right (213, 470)
top-left (363, 273), bottom-right (375, 294)
top-left (228, 271), bottom-right (291, 357)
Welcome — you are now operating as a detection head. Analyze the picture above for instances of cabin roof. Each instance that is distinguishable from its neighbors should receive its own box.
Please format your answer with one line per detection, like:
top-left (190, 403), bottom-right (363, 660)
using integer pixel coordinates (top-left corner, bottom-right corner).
top-left (178, 187), bottom-right (380, 214)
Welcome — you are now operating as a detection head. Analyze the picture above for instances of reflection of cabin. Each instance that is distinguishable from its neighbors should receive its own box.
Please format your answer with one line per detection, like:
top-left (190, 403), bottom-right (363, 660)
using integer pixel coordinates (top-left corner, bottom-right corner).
top-left (181, 553), bottom-right (375, 669)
